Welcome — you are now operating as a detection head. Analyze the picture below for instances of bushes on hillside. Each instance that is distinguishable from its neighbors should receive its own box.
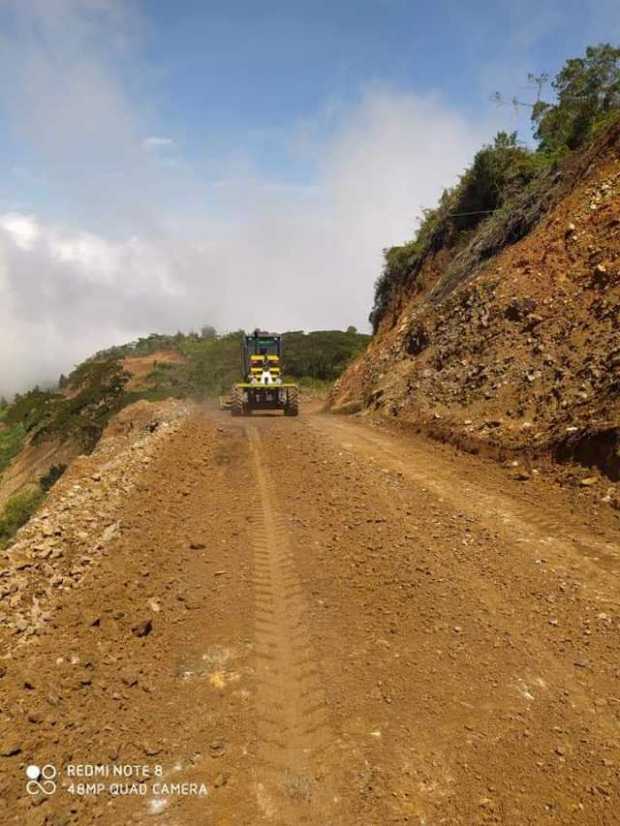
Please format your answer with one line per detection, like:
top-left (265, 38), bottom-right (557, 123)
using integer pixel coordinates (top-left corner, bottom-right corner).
top-left (0, 422), bottom-right (26, 476)
top-left (89, 329), bottom-right (371, 399)
top-left (5, 389), bottom-right (57, 432)
top-left (39, 464), bottom-right (67, 491)
top-left (172, 329), bottom-right (370, 394)
top-left (450, 133), bottom-right (542, 230)
top-left (179, 330), bottom-right (245, 396)
top-left (370, 132), bottom-right (543, 331)
top-left (370, 241), bottom-right (424, 332)
top-left (3, 358), bottom-right (130, 452)
top-left (369, 43), bottom-right (620, 332)
top-left (0, 487), bottom-right (45, 548)
top-left (281, 330), bottom-right (370, 381)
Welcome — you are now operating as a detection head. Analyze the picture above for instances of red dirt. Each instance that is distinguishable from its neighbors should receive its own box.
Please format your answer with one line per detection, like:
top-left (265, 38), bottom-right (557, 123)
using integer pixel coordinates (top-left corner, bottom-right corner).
top-left (1, 403), bottom-right (619, 825)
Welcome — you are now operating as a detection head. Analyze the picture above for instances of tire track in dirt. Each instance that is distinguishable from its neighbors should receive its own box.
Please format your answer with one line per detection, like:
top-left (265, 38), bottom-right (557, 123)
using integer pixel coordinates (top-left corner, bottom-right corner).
top-left (318, 416), bottom-right (620, 582)
top-left (247, 424), bottom-right (339, 824)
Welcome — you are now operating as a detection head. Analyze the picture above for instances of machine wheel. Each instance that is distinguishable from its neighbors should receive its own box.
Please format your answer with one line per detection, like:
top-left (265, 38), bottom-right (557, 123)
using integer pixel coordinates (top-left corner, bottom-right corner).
top-left (231, 387), bottom-right (243, 417)
top-left (285, 387), bottom-right (299, 416)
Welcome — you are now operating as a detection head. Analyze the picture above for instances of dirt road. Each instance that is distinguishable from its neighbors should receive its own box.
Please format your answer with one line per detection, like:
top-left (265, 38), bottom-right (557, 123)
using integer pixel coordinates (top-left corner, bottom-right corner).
top-left (2, 403), bottom-right (619, 825)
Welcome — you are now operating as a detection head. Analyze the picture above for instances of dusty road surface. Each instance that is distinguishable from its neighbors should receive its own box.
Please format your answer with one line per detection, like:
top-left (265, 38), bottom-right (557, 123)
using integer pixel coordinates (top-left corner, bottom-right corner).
top-left (1, 402), bottom-right (619, 825)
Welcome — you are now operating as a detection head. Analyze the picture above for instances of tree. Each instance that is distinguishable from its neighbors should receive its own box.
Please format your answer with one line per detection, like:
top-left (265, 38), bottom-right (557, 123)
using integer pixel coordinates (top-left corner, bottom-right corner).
top-left (493, 130), bottom-right (519, 149)
top-left (533, 43), bottom-right (620, 152)
top-left (493, 44), bottom-right (620, 153)
top-left (346, 325), bottom-right (357, 334)
top-left (201, 325), bottom-right (217, 340)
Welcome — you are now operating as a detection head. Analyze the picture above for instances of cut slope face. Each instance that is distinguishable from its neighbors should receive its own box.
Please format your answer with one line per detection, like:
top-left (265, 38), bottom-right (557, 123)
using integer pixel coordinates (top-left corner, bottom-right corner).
top-left (332, 123), bottom-right (620, 482)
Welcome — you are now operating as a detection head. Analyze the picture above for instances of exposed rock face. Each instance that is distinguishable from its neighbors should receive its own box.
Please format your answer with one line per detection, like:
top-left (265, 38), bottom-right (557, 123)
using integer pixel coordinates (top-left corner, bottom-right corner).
top-left (331, 125), bottom-right (620, 483)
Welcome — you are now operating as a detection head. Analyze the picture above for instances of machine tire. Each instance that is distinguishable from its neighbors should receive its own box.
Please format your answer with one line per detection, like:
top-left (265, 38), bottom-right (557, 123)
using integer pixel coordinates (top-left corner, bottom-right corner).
top-left (285, 387), bottom-right (299, 416)
top-left (231, 387), bottom-right (244, 417)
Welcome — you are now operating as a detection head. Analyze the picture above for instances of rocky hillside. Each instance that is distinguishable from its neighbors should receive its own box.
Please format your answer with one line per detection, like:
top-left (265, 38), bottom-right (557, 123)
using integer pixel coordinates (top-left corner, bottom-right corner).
top-left (331, 119), bottom-right (620, 488)
top-left (0, 399), bottom-right (189, 639)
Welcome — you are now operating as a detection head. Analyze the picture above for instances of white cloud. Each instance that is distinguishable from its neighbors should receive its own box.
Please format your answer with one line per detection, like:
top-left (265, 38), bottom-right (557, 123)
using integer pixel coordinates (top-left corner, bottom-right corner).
top-left (143, 136), bottom-right (175, 149)
top-left (0, 213), bottom-right (40, 250)
top-left (0, 2), bottom-right (496, 397)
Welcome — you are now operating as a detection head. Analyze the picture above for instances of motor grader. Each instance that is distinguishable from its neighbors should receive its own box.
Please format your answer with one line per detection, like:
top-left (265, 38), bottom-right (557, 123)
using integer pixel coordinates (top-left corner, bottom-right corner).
top-left (229, 330), bottom-right (298, 416)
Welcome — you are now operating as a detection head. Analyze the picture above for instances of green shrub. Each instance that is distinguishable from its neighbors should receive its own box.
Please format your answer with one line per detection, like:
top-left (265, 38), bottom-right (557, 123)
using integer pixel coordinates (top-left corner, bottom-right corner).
top-left (39, 464), bottom-right (67, 491)
top-left (533, 43), bottom-right (620, 153)
top-left (370, 239), bottom-right (425, 332)
top-left (0, 487), bottom-right (45, 548)
top-left (92, 332), bottom-right (193, 361)
top-left (178, 330), bottom-right (245, 397)
top-left (450, 133), bottom-right (541, 229)
top-left (39, 359), bottom-right (130, 450)
top-left (5, 389), bottom-right (58, 433)
top-left (0, 422), bottom-right (26, 475)
top-left (281, 330), bottom-right (370, 381)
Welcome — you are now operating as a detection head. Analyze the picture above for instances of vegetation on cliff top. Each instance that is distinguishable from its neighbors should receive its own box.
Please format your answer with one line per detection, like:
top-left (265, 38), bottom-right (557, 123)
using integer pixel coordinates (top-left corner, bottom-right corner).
top-left (370, 43), bottom-right (620, 332)
top-left (3, 360), bottom-right (130, 456)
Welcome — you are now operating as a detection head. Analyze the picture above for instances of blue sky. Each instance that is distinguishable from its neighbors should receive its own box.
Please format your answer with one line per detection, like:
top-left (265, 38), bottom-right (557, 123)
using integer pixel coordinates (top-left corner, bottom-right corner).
top-left (144, 0), bottom-right (619, 167)
top-left (5, 0), bottom-right (618, 206)
top-left (0, 0), bottom-right (618, 394)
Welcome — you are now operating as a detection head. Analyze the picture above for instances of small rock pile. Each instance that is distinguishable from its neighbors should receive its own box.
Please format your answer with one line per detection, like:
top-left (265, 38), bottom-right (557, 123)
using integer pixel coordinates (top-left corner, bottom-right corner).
top-left (0, 399), bottom-right (191, 643)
